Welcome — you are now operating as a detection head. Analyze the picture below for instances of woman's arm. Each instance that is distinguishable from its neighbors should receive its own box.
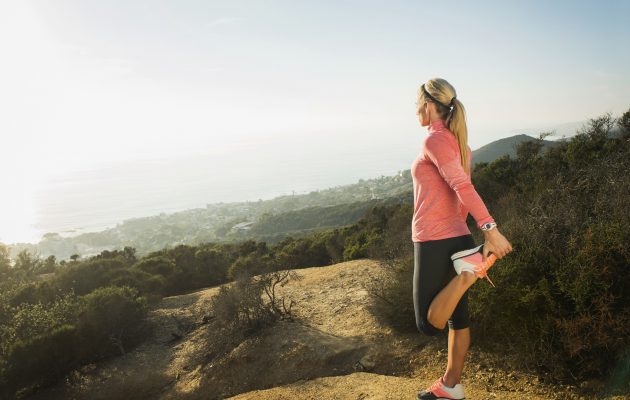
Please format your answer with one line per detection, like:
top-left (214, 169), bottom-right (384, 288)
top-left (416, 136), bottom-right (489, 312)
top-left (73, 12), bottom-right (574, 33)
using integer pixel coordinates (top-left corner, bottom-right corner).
top-left (424, 134), bottom-right (494, 229)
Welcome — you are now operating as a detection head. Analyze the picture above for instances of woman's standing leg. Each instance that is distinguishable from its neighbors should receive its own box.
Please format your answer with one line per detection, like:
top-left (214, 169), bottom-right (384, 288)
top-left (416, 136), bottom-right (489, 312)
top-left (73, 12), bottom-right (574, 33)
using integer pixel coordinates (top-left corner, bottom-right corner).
top-left (413, 234), bottom-right (478, 388)
top-left (442, 234), bottom-right (478, 387)
top-left (443, 327), bottom-right (471, 387)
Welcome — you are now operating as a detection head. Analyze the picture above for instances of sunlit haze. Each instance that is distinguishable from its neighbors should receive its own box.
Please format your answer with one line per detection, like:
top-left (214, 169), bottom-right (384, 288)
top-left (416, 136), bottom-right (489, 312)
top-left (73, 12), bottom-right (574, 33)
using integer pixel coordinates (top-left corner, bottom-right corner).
top-left (1, 0), bottom-right (628, 244)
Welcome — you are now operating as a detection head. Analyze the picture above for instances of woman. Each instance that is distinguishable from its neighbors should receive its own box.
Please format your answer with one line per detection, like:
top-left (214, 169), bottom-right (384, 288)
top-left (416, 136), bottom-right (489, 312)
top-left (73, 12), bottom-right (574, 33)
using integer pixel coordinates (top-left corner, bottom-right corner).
top-left (411, 78), bottom-right (513, 400)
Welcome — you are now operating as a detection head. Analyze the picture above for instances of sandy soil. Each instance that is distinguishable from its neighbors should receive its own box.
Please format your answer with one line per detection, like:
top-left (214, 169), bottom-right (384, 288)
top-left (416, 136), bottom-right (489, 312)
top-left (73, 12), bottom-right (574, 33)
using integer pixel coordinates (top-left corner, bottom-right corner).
top-left (27, 259), bottom-right (627, 400)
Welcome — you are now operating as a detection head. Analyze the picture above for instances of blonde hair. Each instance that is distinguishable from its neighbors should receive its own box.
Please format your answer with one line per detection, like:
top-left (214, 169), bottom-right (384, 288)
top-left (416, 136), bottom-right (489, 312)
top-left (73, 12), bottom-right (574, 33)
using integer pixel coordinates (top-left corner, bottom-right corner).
top-left (417, 78), bottom-right (470, 174)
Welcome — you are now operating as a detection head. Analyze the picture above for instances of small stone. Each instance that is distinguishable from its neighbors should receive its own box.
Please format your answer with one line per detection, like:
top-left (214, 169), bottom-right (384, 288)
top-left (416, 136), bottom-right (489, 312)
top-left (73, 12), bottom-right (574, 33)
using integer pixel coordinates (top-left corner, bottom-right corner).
top-left (359, 354), bottom-right (377, 371)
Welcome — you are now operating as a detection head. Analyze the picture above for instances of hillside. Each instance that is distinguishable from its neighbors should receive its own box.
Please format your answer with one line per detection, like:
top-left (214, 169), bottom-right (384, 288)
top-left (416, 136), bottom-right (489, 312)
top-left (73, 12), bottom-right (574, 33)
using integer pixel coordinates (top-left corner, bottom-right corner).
top-left (470, 134), bottom-right (559, 165)
top-left (25, 259), bottom-right (624, 400)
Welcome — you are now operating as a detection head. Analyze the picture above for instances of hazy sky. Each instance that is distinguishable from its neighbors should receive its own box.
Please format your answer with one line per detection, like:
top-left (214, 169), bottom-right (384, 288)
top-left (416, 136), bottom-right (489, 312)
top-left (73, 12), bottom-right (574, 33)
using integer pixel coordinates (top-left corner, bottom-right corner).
top-left (1, 0), bottom-right (629, 243)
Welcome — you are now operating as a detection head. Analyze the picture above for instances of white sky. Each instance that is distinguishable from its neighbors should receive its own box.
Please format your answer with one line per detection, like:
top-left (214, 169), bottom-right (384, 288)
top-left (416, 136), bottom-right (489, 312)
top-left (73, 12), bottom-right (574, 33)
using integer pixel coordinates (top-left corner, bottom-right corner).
top-left (1, 0), bottom-right (629, 244)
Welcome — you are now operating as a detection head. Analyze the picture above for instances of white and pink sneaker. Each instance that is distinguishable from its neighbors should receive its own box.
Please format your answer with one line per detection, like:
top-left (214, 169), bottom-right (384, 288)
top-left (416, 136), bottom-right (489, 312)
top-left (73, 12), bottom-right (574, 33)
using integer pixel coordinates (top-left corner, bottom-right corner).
top-left (417, 376), bottom-right (466, 400)
top-left (450, 243), bottom-right (498, 287)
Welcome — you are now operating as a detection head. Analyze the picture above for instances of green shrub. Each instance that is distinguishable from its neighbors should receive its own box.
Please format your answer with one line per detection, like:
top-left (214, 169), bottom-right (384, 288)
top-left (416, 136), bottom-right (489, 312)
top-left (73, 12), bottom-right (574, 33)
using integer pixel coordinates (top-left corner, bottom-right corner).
top-left (54, 258), bottom-right (128, 295)
top-left (194, 247), bottom-right (230, 285)
top-left (133, 255), bottom-right (179, 278)
top-left (0, 286), bottom-right (150, 397)
top-left (227, 253), bottom-right (275, 280)
top-left (467, 113), bottom-right (630, 384)
top-left (3, 324), bottom-right (79, 397)
top-left (77, 286), bottom-right (149, 358)
top-left (342, 229), bottom-right (380, 260)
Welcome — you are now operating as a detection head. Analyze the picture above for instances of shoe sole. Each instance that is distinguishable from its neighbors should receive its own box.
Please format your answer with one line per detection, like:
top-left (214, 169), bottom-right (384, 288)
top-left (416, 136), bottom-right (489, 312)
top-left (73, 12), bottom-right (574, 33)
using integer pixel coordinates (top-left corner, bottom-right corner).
top-left (451, 244), bottom-right (483, 261)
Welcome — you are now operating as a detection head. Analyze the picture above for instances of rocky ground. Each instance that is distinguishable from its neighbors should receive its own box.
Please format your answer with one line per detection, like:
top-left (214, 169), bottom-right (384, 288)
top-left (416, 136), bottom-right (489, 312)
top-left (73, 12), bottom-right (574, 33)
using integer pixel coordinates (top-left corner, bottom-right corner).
top-left (27, 259), bottom-right (628, 400)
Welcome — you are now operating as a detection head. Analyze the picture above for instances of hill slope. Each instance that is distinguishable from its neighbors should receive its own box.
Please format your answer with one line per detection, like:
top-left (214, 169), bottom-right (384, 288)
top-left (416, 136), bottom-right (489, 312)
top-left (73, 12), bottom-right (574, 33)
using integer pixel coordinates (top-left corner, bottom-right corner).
top-left (27, 259), bottom-right (625, 400)
top-left (471, 134), bottom-right (558, 165)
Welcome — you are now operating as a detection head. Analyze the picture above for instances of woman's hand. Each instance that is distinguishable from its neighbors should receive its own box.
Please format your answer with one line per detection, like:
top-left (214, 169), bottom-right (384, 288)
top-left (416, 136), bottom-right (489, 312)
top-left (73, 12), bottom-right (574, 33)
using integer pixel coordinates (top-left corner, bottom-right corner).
top-left (482, 228), bottom-right (513, 261)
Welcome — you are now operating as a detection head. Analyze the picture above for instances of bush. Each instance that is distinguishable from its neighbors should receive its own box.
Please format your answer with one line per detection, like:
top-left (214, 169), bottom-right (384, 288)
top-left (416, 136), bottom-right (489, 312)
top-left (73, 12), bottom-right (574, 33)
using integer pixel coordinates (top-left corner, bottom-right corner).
top-left (469, 113), bottom-right (630, 385)
top-left (194, 247), bottom-right (230, 285)
top-left (54, 258), bottom-right (128, 295)
top-left (77, 286), bottom-right (149, 358)
top-left (363, 203), bottom-right (416, 331)
top-left (342, 229), bottom-right (380, 260)
top-left (0, 285), bottom-right (150, 397)
top-left (227, 253), bottom-right (275, 281)
top-left (210, 275), bottom-right (276, 336)
top-left (468, 117), bottom-right (630, 383)
top-left (208, 269), bottom-right (299, 363)
top-left (273, 236), bottom-right (329, 269)
top-left (2, 324), bottom-right (79, 397)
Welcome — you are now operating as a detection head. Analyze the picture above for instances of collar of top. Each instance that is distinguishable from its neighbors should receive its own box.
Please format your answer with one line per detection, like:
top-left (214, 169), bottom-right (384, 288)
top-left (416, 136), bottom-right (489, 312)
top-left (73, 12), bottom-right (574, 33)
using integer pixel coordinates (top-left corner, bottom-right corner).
top-left (428, 119), bottom-right (446, 134)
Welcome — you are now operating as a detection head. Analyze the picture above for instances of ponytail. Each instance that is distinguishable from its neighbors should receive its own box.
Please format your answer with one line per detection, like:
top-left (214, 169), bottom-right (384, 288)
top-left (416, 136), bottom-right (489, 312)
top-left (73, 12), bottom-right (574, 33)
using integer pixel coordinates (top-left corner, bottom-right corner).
top-left (419, 78), bottom-right (470, 174)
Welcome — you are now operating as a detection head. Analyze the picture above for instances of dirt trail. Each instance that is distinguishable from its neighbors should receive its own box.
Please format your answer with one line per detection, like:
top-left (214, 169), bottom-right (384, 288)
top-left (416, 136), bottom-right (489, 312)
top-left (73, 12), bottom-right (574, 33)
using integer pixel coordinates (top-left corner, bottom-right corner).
top-left (28, 259), bottom-right (626, 400)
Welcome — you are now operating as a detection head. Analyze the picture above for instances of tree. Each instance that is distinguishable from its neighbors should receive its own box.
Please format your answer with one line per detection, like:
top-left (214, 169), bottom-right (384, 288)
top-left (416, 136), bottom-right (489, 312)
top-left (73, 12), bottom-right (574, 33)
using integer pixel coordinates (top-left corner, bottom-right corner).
top-left (14, 250), bottom-right (42, 277)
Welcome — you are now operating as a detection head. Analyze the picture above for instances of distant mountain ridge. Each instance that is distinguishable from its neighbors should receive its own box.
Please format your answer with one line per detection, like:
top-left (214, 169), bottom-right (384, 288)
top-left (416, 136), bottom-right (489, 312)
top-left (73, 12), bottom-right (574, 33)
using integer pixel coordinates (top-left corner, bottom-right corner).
top-left (471, 134), bottom-right (558, 165)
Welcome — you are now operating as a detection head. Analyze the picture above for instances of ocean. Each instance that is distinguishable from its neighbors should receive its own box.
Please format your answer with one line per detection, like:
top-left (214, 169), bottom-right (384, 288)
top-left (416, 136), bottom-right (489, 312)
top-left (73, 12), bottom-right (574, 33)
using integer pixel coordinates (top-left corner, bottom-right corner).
top-left (16, 139), bottom-right (418, 245)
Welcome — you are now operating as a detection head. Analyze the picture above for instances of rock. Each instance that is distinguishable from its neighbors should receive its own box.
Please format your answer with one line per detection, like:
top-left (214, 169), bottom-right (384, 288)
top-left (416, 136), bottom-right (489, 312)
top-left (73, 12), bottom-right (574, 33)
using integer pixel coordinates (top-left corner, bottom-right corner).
top-left (359, 353), bottom-right (377, 371)
top-left (579, 378), bottom-right (603, 391)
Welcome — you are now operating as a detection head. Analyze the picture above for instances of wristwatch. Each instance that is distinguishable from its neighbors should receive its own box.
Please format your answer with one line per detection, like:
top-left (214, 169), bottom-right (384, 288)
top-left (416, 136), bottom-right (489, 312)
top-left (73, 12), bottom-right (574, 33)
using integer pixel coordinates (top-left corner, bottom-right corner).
top-left (481, 222), bottom-right (497, 231)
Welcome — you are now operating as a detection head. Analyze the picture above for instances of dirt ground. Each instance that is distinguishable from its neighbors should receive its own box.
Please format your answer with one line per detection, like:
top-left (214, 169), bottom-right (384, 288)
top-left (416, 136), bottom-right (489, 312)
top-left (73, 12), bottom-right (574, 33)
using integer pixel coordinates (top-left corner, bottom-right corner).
top-left (27, 259), bottom-right (628, 400)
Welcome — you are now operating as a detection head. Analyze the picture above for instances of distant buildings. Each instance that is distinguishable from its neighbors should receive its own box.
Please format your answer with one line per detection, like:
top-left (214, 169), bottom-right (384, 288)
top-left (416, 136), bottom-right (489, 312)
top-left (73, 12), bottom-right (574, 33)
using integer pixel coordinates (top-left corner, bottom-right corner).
top-left (231, 221), bottom-right (255, 232)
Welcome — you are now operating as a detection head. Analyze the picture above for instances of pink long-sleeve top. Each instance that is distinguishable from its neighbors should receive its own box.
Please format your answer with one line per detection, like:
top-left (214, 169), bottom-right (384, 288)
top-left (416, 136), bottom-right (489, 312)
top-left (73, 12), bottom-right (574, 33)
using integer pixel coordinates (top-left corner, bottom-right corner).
top-left (411, 119), bottom-right (495, 242)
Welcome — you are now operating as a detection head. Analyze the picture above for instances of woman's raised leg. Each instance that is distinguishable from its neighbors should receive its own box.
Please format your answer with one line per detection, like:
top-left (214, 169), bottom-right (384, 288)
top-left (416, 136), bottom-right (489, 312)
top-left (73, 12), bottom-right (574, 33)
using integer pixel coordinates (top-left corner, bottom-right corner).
top-left (427, 272), bottom-right (477, 330)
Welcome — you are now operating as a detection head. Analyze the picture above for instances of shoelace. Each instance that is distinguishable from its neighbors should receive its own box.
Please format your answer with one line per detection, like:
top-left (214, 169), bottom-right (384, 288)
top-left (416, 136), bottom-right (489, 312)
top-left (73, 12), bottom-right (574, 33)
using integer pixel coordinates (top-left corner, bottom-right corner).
top-left (475, 255), bottom-right (497, 288)
top-left (427, 377), bottom-right (445, 392)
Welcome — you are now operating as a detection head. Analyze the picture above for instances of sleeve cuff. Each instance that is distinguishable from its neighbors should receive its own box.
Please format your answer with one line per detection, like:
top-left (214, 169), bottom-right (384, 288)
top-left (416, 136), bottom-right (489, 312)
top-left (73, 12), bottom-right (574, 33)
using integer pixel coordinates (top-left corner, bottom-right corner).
top-left (477, 217), bottom-right (496, 229)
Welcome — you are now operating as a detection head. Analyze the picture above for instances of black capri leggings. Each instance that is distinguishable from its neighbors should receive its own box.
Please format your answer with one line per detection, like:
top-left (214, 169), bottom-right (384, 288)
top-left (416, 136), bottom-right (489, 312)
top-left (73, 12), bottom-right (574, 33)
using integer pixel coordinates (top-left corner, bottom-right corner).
top-left (413, 233), bottom-right (476, 335)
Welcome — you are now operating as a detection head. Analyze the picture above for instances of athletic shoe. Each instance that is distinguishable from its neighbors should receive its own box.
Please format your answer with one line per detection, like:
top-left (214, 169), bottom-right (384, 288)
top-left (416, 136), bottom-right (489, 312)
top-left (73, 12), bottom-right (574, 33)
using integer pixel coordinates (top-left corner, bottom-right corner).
top-left (416, 376), bottom-right (466, 400)
top-left (450, 243), bottom-right (498, 287)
